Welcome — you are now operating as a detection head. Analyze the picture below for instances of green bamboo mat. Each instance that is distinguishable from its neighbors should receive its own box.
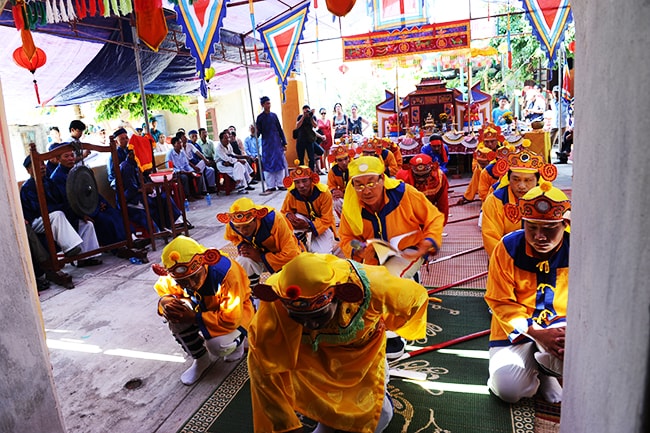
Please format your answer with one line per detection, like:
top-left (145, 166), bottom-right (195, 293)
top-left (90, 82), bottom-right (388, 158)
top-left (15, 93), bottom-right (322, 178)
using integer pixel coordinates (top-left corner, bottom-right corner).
top-left (179, 290), bottom-right (536, 433)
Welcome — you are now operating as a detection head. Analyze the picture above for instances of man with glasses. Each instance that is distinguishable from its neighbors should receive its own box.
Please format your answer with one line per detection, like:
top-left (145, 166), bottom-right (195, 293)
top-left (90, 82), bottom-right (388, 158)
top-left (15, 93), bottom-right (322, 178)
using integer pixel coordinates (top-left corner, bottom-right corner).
top-left (326, 146), bottom-right (355, 220)
top-left (216, 198), bottom-right (302, 305)
top-left (338, 155), bottom-right (444, 359)
top-left (152, 236), bottom-right (254, 385)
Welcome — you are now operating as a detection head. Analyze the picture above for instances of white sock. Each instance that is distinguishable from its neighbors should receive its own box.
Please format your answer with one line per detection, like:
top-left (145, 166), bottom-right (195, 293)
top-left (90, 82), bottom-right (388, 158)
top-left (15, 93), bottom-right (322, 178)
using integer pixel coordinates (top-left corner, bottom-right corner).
top-left (224, 338), bottom-right (246, 362)
top-left (180, 353), bottom-right (212, 385)
top-left (539, 374), bottom-right (563, 403)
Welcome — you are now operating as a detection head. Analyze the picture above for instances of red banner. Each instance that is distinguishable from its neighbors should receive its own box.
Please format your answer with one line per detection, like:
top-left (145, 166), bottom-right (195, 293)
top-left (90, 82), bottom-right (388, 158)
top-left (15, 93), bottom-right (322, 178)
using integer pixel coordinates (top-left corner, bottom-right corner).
top-left (342, 20), bottom-right (470, 62)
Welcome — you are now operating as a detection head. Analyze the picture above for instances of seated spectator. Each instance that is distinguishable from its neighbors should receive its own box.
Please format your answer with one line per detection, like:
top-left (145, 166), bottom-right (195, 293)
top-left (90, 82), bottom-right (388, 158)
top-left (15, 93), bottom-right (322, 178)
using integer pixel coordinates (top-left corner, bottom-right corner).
top-left (166, 136), bottom-right (202, 199)
top-left (215, 130), bottom-right (255, 194)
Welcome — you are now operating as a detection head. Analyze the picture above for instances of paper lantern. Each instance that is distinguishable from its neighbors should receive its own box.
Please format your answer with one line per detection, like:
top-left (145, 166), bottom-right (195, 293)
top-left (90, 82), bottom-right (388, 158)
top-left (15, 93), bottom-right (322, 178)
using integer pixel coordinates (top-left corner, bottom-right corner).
top-left (339, 64), bottom-right (349, 74)
top-left (326, 0), bottom-right (355, 17)
top-left (13, 46), bottom-right (47, 105)
top-left (205, 66), bottom-right (215, 81)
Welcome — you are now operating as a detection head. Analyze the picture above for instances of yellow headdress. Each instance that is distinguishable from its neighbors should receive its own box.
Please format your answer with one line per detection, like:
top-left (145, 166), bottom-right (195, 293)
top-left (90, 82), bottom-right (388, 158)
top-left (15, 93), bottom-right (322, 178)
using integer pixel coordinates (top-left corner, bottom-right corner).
top-left (342, 156), bottom-right (401, 236)
top-left (152, 235), bottom-right (221, 279)
top-left (216, 197), bottom-right (269, 224)
top-left (504, 181), bottom-right (571, 223)
top-left (252, 253), bottom-right (363, 313)
top-left (283, 159), bottom-right (320, 189)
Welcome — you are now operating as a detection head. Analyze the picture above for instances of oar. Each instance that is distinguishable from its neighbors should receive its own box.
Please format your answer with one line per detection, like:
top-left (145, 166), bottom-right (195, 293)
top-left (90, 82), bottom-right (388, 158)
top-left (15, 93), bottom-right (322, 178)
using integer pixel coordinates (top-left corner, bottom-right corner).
top-left (427, 245), bottom-right (484, 265)
top-left (427, 270), bottom-right (488, 295)
top-left (447, 214), bottom-right (480, 224)
top-left (394, 329), bottom-right (491, 362)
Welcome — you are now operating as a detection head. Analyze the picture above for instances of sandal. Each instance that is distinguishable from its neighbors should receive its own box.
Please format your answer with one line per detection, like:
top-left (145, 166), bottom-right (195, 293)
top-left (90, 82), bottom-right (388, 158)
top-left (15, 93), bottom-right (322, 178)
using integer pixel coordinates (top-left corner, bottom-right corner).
top-left (75, 258), bottom-right (103, 268)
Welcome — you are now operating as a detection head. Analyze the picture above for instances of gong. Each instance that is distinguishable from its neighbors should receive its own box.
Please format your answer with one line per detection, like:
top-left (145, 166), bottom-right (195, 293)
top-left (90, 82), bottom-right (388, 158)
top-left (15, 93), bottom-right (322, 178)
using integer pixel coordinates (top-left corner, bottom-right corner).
top-left (66, 165), bottom-right (99, 217)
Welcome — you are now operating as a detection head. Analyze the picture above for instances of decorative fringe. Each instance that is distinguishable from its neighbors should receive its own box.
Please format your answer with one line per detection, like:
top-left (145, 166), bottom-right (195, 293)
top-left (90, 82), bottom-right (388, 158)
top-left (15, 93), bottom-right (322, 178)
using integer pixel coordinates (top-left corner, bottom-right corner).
top-left (45, 0), bottom-right (54, 23)
top-left (119, 0), bottom-right (132, 15)
top-left (12, 4), bottom-right (25, 30)
top-left (66, 0), bottom-right (77, 20)
top-left (108, 0), bottom-right (118, 17)
top-left (88, 0), bottom-right (96, 17)
top-left (33, 78), bottom-right (41, 105)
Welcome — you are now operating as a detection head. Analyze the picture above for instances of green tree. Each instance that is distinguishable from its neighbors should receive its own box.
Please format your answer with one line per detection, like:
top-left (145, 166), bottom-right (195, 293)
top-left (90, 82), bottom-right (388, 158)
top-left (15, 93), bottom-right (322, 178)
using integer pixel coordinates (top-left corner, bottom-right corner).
top-left (95, 93), bottom-right (190, 122)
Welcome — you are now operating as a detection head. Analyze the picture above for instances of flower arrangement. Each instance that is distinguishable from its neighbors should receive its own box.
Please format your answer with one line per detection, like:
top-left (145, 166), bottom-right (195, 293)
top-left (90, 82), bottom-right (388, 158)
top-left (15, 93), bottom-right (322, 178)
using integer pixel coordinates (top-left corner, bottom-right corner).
top-left (502, 111), bottom-right (514, 124)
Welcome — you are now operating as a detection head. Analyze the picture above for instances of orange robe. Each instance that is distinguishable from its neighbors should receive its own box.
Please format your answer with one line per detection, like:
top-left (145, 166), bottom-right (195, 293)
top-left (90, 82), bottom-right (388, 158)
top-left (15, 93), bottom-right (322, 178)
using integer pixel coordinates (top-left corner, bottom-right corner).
top-left (281, 183), bottom-right (336, 237)
top-left (153, 256), bottom-right (255, 338)
top-left (224, 209), bottom-right (302, 273)
top-left (338, 182), bottom-right (444, 264)
top-left (481, 185), bottom-right (522, 258)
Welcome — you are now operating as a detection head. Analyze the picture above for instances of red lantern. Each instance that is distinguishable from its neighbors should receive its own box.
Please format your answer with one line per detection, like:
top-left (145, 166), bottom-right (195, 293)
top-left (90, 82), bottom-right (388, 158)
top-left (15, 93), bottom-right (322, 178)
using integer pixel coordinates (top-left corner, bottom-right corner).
top-left (13, 46), bottom-right (46, 105)
top-left (339, 64), bottom-right (349, 74)
top-left (326, 0), bottom-right (356, 17)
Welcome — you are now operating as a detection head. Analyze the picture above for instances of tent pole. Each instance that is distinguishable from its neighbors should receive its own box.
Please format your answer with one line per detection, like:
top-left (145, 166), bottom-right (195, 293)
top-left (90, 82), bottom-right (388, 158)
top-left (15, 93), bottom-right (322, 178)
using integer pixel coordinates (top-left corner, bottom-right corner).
top-left (131, 26), bottom-right (153, 172)
top-left (242, 35), bottom-right (266, 192)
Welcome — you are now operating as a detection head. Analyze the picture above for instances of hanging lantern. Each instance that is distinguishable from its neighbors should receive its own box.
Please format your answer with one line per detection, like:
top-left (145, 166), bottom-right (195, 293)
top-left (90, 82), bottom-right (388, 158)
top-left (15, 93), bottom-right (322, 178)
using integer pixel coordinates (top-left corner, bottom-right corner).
top-left (326, 0), bottom-right (355, 17)
top-left (205, 66), bottom-right (216, 82)
top-left (339, 64), bottom-right (349, 74)
top-left (13, 46), bottom-right (47, 105)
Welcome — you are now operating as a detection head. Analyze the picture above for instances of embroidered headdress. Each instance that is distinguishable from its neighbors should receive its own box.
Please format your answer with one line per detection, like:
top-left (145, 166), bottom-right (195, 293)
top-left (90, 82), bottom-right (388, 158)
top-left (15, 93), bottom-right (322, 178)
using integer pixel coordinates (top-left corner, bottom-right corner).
top-left (283, 159), bottom-right (320, 188)
top-left (152, 235), bottom-right (221, 279)
top-left (216, 197), bottom-right (269, 224)
top-left (504, 181), bottom-right (571, 223)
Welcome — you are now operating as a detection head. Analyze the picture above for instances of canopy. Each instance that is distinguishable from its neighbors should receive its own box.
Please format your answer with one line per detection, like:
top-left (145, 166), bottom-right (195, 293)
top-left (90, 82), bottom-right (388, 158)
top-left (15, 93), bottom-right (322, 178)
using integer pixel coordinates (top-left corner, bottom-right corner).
top-left (0, 1), bottom-right (304, 107)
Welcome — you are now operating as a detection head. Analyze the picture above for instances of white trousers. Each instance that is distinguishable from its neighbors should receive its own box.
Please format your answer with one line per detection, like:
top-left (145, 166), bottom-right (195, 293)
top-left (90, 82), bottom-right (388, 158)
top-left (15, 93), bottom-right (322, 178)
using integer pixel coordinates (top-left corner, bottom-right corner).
top-left (31, 210), bottom-right (83, 254)
top-left (264, 170), bottom-right (284, 189)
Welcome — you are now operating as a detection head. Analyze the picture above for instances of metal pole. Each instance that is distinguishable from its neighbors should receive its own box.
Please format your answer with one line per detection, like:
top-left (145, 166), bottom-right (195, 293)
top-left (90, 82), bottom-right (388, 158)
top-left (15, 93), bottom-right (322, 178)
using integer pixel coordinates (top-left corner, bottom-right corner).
top-left (242, 35), bottom-right (266, 192)
top-left (131, 26), bottom-right (154, 172)
top-left (557, 41), bottom-right (564, 155)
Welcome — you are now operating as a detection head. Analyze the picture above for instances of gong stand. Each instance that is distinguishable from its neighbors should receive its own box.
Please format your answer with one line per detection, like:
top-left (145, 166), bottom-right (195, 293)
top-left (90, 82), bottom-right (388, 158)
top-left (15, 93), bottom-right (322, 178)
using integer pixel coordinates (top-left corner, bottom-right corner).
top-left (29, 141), bottom-right (148, 272)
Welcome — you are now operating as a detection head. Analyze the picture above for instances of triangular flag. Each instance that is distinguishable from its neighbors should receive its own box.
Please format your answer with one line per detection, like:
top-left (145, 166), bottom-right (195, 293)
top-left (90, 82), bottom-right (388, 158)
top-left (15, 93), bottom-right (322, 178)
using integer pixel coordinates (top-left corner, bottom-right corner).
top-left (174, 0), bottom-right (229, 97)
top-left (521, 0), bottom-right (573, 68)
top-left (258, 2), bottom-right (310, 101)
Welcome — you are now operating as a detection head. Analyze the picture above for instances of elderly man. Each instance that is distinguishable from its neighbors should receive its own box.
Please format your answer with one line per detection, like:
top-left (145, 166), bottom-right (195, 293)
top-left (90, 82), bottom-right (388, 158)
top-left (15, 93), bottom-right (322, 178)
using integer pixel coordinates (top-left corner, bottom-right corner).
top-left (485, 182), bottom-right (570, 403)
top-left (248, 253), bottom-right (429, 433)
top-left (185, 129), bottom-right (217, 193)
top-left (166, 136), bottom-right (201, 199)
top-left (338, 155), bottom-right (444, 359)
top-left (216, 197), bottom-right (302, 299)
top-left (396, 153), bottom-right (449, 225)
top-left (215, 130), bottom-right (255, 194)
top-left (280, 162), bottom-right (336, 254)
top-left (152, 236), bottom-right (254, 385)
top-left (481, 147), bottom-right (557, 258)
top-left (107, 127), bottom-right (130, 189)
top-left (326, 146), bottom-right (356, 219)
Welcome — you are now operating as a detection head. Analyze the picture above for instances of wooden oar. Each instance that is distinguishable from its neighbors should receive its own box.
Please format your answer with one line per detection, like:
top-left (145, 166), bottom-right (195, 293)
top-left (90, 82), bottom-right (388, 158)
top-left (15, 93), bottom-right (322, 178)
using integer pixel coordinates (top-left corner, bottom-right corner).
top-left (427, 270), bottom-right (488, 295)
top-left (427, 245), bottom-right (484, 265)
top-left (394, 329), bottom-right (491, 362)
top-left (447, 214), bottom-right (480, 224)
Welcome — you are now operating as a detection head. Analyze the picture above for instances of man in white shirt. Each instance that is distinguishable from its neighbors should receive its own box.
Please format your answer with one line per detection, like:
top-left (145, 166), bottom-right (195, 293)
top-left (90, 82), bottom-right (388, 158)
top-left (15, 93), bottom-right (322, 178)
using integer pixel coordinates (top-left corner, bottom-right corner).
top-left (215, 130), bottom-right (255, 194)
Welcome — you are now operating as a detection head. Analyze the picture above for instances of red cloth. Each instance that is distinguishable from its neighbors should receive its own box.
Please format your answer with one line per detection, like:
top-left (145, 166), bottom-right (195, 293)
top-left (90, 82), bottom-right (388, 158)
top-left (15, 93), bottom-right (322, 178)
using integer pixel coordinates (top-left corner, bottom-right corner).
top-left (129, 134), bottom-right (155, 172)
top-left (134, 0), bottom-right (168, 52)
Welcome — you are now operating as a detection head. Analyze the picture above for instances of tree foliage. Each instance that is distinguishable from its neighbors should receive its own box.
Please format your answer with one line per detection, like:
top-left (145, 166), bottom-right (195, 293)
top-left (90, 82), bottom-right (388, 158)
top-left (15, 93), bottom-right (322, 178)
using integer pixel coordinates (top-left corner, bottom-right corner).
top-left (94, 93), bottom-right (190, 122)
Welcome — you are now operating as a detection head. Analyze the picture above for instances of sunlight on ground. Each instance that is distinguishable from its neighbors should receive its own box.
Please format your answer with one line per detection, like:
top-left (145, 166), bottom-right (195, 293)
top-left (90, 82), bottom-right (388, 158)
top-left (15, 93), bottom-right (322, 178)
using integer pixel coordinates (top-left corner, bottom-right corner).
top-left (406, 379), bottom-right (490, 395)
top-left (46, 338), bottom-right (185, 362)
top-left (438, 348), bottom-right (490, 359)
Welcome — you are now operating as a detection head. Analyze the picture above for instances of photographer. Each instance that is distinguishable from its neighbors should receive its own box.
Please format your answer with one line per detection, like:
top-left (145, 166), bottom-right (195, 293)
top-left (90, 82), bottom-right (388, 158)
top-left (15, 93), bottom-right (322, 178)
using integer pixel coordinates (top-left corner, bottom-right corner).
top-left (295, 105), bottom-right (318, 171)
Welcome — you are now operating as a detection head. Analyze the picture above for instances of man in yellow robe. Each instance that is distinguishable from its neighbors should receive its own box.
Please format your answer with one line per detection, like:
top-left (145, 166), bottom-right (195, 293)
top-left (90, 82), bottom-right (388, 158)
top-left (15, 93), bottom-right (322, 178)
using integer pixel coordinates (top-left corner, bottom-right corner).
top-left (281, 161), bottom-right (336, 254)
top-left (338, 155), bottom-right (444, 359)
top-left (248, 253), bottom-right (429, 433)
top-left (217, 197), bottom-right (302, 298)
top-left (481, 148), bottom-right (558, 258)
top-left (485, 182), bottom-right (570, 403)
top-left (152, 236), bottom-right (255, 385)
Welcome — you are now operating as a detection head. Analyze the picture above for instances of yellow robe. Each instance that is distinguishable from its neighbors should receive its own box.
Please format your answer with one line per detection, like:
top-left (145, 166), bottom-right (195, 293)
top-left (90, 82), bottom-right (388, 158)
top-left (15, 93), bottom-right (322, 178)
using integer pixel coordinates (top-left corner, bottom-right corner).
top-left (248, 262), bottom-right (428, 432)
top-left (224, 210), bottom-right (302, 273)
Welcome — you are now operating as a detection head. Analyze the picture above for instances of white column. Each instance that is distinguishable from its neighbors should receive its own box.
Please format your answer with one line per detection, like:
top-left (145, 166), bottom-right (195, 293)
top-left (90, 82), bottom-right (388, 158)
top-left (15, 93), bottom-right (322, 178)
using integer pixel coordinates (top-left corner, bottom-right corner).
top-left (0, 80), bottom-right (66, 432)
top-left (563, 1), bottom-right (650, 432)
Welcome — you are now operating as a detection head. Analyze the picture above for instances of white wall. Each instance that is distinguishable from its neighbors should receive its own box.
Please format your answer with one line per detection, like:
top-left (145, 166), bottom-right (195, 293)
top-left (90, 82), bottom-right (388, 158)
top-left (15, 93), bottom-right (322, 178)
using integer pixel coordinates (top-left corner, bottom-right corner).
top-left (562, 1), bottom-right (650, 432)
